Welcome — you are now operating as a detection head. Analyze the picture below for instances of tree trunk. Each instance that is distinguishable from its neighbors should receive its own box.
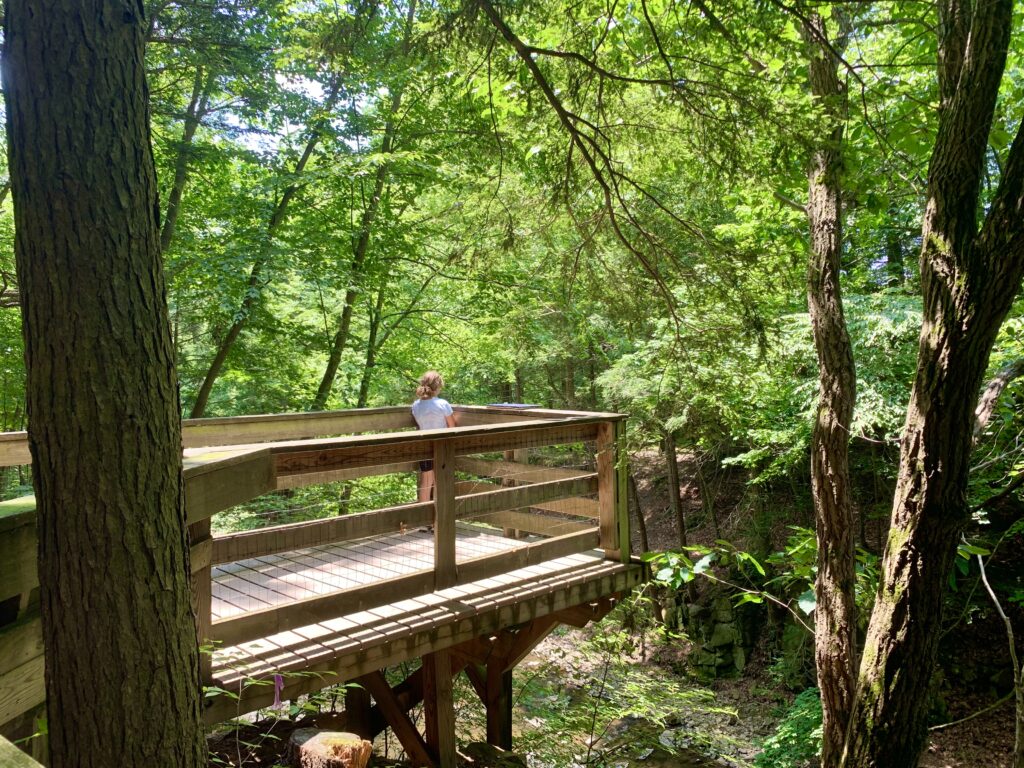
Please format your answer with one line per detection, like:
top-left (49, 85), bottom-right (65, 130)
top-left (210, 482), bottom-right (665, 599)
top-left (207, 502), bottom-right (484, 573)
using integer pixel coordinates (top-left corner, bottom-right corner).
top-left (3, 3), bottom-right (204, 766)
top-left (311, 0), bottom-right (416, 411)
top-left (802, 11), bottom-right (858, 767)
top-left (160, 66), bottom-right (214, 254)
top-left (627, 471), bottom-right (649, 553)
top-left (356, 286), bottom-right (386, 408)
top-left (843, 0), bottom-right (1024, 762)
top-left (190, 77), bottom-right (342, 417)
top-left (310, 164), bottom-right (389, 411)
top-left (663, 429), bottom-right (688, 549)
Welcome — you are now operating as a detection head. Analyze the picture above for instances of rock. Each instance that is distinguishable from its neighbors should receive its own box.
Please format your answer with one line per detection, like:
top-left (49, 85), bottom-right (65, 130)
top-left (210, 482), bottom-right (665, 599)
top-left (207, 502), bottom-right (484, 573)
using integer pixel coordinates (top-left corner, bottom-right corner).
top-left (732, 645), bottom-right (747, 673)
top-left (287, 729), bottom-right (372, 768)
top-left (460, 742), bottom-right (527, 767)
top-left (706, 623), bottom-right (737, 648)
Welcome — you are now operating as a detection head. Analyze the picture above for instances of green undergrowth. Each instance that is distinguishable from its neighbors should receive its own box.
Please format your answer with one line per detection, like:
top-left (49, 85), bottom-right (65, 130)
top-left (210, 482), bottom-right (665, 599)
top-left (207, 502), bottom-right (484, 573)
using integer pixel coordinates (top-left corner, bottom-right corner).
top-left (753, 688), bottom-right (822, 768)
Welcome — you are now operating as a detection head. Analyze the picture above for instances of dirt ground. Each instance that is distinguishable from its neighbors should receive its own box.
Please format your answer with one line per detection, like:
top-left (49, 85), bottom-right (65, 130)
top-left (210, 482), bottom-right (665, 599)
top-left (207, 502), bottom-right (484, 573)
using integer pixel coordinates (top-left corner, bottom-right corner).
top-left (627, 448), bottom-right (1018, 768)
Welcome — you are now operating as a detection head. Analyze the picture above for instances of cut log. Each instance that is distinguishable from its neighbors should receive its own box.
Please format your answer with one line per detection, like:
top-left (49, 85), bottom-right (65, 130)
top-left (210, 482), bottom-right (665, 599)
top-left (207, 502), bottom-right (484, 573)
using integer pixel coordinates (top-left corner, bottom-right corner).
top-left (287, 729), bottom-right (372, 768)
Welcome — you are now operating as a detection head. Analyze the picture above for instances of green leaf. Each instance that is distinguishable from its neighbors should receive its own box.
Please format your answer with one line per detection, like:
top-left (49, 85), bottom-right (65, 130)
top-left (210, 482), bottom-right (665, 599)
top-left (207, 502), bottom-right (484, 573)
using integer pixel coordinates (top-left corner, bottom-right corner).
top-left (797, 589), bottom-right (816, 615)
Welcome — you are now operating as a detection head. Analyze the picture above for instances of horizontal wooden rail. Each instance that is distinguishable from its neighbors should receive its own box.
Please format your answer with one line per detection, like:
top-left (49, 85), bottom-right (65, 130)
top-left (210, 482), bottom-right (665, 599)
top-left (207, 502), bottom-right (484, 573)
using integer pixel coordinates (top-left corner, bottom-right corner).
top-left (0, 609), bottom-right (44, 730)
top-left (0, 407), bottom-right (621, 467)
top-left (276, 460), bottom-right (419, 491)
top-left (211, 501), bottom-right (434, 565)
top-left (0, 734), bottom-right (44, 767)
top-left (454, 475), bottom-right (598, 518)
top-left (467, 510), bottom-right (592, 537)
top-left (455, 456), bottom-right (592, 484)
top-left (455, 530), bottom-right (599, 584)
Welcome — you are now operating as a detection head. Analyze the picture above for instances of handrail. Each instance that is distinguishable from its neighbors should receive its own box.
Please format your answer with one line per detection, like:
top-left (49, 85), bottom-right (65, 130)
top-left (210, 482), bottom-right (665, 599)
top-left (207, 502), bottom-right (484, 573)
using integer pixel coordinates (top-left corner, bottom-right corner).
top-left (0, 405), bottom-right (626, 467)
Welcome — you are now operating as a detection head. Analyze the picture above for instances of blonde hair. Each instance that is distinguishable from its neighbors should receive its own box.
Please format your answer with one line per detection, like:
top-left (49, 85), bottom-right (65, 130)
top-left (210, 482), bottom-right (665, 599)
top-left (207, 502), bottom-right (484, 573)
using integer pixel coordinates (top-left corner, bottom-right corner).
top-left (415, 370), bottom-right (444, 400)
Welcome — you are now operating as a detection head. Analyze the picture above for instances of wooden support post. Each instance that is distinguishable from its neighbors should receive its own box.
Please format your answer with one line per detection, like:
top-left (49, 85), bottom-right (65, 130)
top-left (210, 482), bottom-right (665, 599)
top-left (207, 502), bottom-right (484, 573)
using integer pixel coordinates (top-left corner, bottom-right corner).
top-left (361, 671), bottom-right (436, 768)
top-left (485, 663), bottom-right (513, 751)
top-left (188, 518), bottom-right (213, 685)
top-left (423, 650), bottom-right (457, 768)
top-left (345, 682), bottom-right (373, 739)
top-left (597, 420), bottom-right (629, 563)
top-left (433, 440), bottom-right (457, 589)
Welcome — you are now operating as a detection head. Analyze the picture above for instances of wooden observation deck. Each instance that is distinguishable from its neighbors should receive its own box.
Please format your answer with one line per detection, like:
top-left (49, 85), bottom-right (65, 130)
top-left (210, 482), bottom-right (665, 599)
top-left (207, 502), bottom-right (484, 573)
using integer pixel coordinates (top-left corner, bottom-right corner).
top-left (0, 405), bottom-right (644, 766)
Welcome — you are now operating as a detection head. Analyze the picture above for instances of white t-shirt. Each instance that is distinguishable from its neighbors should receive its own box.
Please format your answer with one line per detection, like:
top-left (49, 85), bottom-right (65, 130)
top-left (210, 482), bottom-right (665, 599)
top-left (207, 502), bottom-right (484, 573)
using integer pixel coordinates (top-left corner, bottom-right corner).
top-left (411, 397), bottom-right (453, 431)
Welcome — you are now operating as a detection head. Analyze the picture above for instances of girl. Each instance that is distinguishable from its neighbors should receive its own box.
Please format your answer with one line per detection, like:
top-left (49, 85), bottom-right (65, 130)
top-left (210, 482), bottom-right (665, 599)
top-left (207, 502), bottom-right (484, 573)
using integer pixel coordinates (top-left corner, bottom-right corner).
top-left (411, 371), bottom-right (457, 501)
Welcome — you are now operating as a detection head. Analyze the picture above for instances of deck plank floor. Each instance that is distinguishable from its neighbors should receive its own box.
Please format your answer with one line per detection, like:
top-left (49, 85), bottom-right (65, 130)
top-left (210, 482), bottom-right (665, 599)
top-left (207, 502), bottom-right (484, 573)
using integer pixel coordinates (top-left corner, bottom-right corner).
top-left (206, 523), bottom-right (643, 713)
top-left (210, 523), bottom-right (531, 620)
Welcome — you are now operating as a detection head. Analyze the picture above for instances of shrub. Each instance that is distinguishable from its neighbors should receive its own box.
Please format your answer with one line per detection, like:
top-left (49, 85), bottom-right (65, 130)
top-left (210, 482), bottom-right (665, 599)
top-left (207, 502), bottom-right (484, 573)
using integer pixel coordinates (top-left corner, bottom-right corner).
top-left (754, 687), bottom-right (822, 768)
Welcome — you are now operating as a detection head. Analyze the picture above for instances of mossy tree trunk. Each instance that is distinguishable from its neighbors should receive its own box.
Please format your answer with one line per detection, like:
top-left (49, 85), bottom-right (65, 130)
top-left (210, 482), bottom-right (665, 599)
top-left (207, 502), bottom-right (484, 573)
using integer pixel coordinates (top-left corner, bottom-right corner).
top-left (843, 0), bottom-right (1024, 762)
top-left (3, 2), bottom-right (206, 766)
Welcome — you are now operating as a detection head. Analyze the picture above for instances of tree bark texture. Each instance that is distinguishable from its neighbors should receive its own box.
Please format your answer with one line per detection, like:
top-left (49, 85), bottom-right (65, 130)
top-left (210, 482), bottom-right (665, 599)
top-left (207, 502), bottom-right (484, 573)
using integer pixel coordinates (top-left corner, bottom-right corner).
top-left (802, 12), bottom-right (858, 767)
top-left (190, 76), bottom-right (342, 417)
top-left (3, 2), bottom-right (205, 766)
top-left (843, 0), bottom-right (1024, 762)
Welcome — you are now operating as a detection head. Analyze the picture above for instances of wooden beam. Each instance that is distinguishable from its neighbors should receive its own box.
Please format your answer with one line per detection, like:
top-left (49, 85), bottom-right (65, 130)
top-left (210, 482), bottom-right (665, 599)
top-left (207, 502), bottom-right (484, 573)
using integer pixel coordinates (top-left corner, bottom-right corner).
top-left (500, 616), bottom-right (561, 673)
top-left (559, 598), bottom-right (617, 629)
top-left (451, 421), bottom-right (600, 457)
top-left (345, 683), bottom-right (373, 739)
top-left (210, 501), bottom-right (434, 565)
top-left (455, 475), bottom-right (598, 519)
top-left (597, 422), bottom-right (628, 559)
top-left (276, 460), bottom-right (419, 491)
top-left (0, 734), bottom-right (44, 768)
top-left (423, 650), bottom-right (456, 768)
top-left (211, 568), bottom-right (436, 648)
top-left (183, 407), bottom-right (416, 448)
top-left (455, 456), bottom-right (591, 484)
top-left (485, 664), bottom-right (512, 751)
top-left (455, 530), bottom-right (599, 586)
top-left (190, 537), bottom-right (212, 575)
top-left (466, 510), bottom-right (593, 538)
top-left (189, 519), bottom-right (213, 684)
top-left (274, 439), bottom-right (433, 480)
top-left (0, 517), bottom-right (35, 604)
top-left (463, 664), bottom-right (487, 704)
top-left (0, 654), bottom-right (44, 729)
top-left (184, 447), bottom-right (275, 525)
top-left (433, 441), bottom-right (456, 590)
top-left (529, 497), bottom-right (600, 519)
top-left (0, 611), bottom-right (43, 679)
top-left (0, 435), bottom-right (29, 468)
top-left (360, 671), bottom-right (436, 768)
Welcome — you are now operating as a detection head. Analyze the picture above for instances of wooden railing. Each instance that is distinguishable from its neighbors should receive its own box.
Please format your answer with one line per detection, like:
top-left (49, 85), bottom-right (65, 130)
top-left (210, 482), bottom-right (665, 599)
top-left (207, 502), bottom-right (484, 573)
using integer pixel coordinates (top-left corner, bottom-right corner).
top-left (0, 405), bottom-right (629, 718)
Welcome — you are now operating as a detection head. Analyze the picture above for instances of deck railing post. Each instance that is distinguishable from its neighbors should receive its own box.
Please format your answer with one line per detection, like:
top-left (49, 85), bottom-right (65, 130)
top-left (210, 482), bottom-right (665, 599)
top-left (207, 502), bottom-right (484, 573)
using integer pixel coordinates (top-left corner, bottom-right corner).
top-left (188, 519), bottom-right (214, 686)
top-left (597, 419), bottom-right (630, 563)
top-left (433, 438), bottom-right (457, 589)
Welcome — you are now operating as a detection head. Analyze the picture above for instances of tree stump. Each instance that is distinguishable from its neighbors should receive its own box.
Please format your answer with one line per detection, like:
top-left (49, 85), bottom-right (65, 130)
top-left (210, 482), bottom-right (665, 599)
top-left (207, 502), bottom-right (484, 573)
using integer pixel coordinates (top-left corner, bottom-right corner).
top-left (287, 729), bottom-right (373, 768)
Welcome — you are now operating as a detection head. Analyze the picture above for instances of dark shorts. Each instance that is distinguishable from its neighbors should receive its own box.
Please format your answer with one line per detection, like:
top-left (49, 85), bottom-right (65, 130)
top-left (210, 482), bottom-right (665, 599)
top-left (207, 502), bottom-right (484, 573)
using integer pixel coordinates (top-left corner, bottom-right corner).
top-left (419, 460), bottom-right (434, 472)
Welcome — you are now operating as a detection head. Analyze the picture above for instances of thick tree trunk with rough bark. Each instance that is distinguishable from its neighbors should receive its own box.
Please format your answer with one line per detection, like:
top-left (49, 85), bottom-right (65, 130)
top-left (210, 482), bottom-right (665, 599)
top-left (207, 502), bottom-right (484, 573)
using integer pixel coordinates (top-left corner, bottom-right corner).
top-left (802, 12), bottom-right (858, 767)
top-left (843, 0), bottom-right (1024, 762)
top-left (3, 2), bottom-right (205, 766)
